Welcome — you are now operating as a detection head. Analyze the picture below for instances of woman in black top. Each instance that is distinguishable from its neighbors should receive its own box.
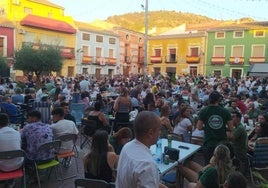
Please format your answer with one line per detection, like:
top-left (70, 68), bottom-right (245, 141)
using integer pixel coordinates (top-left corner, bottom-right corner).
top-left (83, 130), bottom-right (118, 182)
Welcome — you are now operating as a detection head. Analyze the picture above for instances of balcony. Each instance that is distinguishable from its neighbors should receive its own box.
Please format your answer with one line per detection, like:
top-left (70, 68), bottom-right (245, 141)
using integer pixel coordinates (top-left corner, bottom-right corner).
top-left (150, 56), bottom-right (162, 63)
top-left (107, 57), bottom-right (116, 66)
top-left (165, 55), bottom-right (177, 64)
top-left (229, 57), bottom-right (244, 65)
top-left (95, 57), bottom-right (106, 66)
top-left (81, 56), bottom-right (93, 64)
top-left (249, 57), bottom-right (265, 64)
top-left (61, 47), bottom-right (75, 59)
top-left (186, 55), bottom-right (200, 64)
top-left (211, 57), bottom-right (225, 65)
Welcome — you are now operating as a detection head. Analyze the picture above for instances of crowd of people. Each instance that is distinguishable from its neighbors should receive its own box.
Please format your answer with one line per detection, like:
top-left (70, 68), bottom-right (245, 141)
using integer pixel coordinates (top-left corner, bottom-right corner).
top-left (1, 73), bottom-right (268, 187)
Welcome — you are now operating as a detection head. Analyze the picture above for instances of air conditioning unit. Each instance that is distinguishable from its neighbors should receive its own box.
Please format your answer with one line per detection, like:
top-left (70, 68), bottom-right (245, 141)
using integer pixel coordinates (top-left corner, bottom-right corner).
top-left (18, 29), bottom-right (26, 34)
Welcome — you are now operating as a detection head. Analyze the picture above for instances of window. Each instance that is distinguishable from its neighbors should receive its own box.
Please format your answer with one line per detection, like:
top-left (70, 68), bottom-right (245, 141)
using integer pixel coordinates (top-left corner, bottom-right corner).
top-left (96, 47), bottom-right (102, 57)
top-left (215, 32), bottom-right (225, 39)
top-left (254, 30), bottom-right (265, 37)
top-left (109, 49), bottom-right (114, 58)
top-left (232, 45), bottom-right (243, 57)
top-left (168, 48), bottom-right (176, 62)
top-left (109, 37), bottom-right (116, 44)
top-left (82, 33), bottom-right (90, 41)
top-left (154, 49), bottom-right (161, 56)
top-left (214, 46), bottom-right (225, 57)
top-left (189, 47), bottom-right (199, 56)
top-left (234, 31), bottom-right (243, 38)
top-left (252, 45), bottom-right (265, 57)
top-left (24, 7), bottom-right (32, 14)
top-left (214, 70), bottom-right (222, 77)
top-left (0, 36), bottom-right (7, 57)
top-left (96, 35), bottom-right (103, 43)
top-left (82, 46), bottom-right (89, 56)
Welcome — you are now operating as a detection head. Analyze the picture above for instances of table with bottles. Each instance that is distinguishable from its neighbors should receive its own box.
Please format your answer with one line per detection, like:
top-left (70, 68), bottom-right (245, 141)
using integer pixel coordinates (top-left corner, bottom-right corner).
top-left (150, 138), bottom-right (201, 176)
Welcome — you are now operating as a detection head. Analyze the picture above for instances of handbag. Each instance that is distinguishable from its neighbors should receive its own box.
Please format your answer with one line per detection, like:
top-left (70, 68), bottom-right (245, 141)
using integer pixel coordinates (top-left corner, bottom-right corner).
top-left (164, 146), bottom-right (180, 161)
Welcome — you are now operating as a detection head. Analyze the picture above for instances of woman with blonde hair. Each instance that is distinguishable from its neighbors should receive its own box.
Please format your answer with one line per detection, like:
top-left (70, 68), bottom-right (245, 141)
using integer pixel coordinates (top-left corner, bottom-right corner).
top-left (173, 106), bottom-right (192, 142)
top-left (186, 144), bottom-right (233, 188)
top-left (113, 87), bottom-right (132, 122)
top-left (160, 104), bottom-right (173, 138)
top-left (109, 127), bottom-right (133, 155)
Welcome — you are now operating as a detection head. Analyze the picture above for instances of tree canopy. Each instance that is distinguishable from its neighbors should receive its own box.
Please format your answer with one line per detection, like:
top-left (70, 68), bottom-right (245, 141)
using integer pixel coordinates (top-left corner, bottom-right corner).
top-left (14, 43), bottom-right (63, 78)
top-left (0, 56), bottom-right (10, 77)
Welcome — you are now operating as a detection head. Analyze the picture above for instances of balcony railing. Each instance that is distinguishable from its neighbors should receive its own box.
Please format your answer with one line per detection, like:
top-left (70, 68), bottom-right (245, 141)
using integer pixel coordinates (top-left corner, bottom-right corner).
top-left (186, 55), bottom-right (200, 64)
top-left (150, 56), bottom-right (162, 63)
top-left (249, 57), bottom-right (265, 64)
top-left (165, 55), bottom-right (177, 63)
top-left (107, 57), bottom-right (116, 66)
top-left (229, 57), bottom-right (244, 65)
top-left (211, 57), bottom-right (225, 65)
top-left (81, 56), bottom-right (93, 64)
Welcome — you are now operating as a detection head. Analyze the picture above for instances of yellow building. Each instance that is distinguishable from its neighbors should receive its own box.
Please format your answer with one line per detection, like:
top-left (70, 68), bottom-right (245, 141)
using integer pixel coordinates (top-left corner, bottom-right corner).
top-left (0, 0), bottom-right (77, 79)
top-left (148, 26), bottom-right (207, 77)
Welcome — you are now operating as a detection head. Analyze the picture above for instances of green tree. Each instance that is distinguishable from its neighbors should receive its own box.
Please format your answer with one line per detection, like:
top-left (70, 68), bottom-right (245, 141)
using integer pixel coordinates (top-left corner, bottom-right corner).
top-left (14, 43), bottom-right (63, 81)
top-left (0, 56), bottom-right (10, 77)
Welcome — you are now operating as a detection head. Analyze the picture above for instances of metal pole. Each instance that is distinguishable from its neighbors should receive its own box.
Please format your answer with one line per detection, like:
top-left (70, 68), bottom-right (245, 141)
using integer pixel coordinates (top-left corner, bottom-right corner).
top-left (143, 0), bottom-right (148, 80)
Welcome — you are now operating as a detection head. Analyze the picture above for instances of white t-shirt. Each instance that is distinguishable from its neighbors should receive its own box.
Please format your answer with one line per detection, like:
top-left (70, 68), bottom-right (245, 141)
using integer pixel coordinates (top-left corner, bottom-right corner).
top-left (173, 118), bottom-right (192, 142)
top-left (51, 119), bottom-right (78, 153)
top-left (0, 126), bottom-right (23, 171)
top-left (116, 139), bottom-right (159, 188)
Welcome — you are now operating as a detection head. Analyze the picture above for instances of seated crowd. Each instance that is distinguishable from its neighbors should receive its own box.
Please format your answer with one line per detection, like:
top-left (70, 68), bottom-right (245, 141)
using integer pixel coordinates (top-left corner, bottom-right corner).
top-left (1, 74), bottom-right (268, 187)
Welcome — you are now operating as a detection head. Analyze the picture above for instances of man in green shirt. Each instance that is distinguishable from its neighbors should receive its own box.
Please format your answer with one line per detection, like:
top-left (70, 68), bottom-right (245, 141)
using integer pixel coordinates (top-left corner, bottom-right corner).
top-left (228, 111), bottom-right (248, 174)
top-left (197, 91), bottom-right (233, 164)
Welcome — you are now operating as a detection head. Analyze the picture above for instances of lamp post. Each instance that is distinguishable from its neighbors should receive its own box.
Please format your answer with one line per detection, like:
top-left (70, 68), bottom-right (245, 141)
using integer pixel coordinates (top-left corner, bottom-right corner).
top-left (143, 0), bottom-right (148, 80)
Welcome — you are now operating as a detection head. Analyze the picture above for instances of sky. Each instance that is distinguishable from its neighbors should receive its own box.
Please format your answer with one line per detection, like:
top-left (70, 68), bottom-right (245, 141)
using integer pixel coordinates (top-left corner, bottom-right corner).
top-left (49, 0), bottom-right (268, 22)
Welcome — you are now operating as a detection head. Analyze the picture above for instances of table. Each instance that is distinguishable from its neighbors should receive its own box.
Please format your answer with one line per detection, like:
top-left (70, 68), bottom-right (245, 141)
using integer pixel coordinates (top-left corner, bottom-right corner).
top-left (150, 139), bottom-right (201, 188)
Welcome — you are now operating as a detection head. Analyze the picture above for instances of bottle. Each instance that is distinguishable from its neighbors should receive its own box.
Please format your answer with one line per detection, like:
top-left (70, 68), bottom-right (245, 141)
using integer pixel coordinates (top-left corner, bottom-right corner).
top-left (155, 138), bottom-right (162, 164)
top-left (167, 134), bottom-right (172, 148)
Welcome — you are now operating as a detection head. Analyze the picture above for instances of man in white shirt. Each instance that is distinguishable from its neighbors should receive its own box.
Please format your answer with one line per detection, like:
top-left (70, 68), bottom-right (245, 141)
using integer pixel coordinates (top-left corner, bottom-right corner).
top-left (116, 111), bottom-right (167, 188)
top-left (50, 107), bottom-right (78, 153)
top-left (79, 76), bottom-right (90, 92)
top-left (0, 113), bottom-right (23, 172)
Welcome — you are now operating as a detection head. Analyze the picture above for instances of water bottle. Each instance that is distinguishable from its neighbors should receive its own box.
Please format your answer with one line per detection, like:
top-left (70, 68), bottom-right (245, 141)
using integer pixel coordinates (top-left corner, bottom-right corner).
top-left (155, 138), bottom-right (162, 164)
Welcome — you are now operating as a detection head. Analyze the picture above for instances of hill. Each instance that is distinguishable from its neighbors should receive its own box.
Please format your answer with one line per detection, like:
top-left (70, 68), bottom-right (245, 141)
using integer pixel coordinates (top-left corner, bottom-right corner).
top-left (105, 11), bottom-right (219, 33)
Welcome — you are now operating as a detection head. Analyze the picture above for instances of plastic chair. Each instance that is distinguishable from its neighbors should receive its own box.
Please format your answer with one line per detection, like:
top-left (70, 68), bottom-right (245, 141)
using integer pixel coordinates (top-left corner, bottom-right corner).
top-left (56, 133), bottom-right (79, 179)
top-left (70, 103), bottom-right (86, 127)
top-left (0, 150), bottom-right (26, 188)
top-left (34, 140), bottom-right (62, 188)
top-left (74, 178), bottom-right (110, 188)
top-left (248, 137), bottom-right (268, 186)
top-left (80, 119), bottom-right (98, 149)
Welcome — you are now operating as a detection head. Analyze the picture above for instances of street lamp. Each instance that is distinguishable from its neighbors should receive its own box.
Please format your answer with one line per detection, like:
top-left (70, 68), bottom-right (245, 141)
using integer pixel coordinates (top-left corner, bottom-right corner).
top-left (143, 0), bottom-right (149, 80)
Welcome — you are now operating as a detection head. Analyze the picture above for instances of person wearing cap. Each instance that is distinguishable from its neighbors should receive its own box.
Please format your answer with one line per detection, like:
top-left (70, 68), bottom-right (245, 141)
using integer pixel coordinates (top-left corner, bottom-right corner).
top-left (197, 91), bottom-right (233, 165)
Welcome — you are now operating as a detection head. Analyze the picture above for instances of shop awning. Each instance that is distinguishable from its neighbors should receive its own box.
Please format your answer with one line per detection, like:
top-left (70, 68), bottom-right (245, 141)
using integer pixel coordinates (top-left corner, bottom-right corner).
top-left (20, 15), bottom-right (76, 34)
top-left (247, 63), bottom-right (268, 77)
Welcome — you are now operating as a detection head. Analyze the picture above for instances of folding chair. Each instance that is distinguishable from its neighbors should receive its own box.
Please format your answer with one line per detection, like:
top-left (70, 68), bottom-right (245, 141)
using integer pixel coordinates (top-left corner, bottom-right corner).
top-left (0, 150), bottom-right (26, 188)
top-left (32, 101), bottom-right (51, 124)
top-left (56, 133), bottom-right (79, 179)
top-left (74, 178), bottom-right (110, 188)
top-left (34, 140), bottom-right (62, 188)
top-left (80, 119), bottom-right (98, 149)
top-left (70, 103), bottom-right (86, 127)
top-left (248, 137), bottom-right (268, 186)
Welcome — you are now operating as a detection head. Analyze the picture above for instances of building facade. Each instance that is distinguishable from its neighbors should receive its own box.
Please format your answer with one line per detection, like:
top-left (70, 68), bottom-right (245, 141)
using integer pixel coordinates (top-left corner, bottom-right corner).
top-left (148, 30), bottom-right (206, 77)
top-left (75, 21), bottom-right (120, 79)
top-left (206, 22), bottom-right (268, 78)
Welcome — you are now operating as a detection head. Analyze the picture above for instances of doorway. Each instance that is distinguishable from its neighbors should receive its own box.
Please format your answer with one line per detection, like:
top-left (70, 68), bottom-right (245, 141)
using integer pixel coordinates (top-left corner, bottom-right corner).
top-left (231, 69), bottom-right (242, 80)
top-left (95, 68), bottom-right (101, 80)
top-left (189, 66), bottom-right (197, 76)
